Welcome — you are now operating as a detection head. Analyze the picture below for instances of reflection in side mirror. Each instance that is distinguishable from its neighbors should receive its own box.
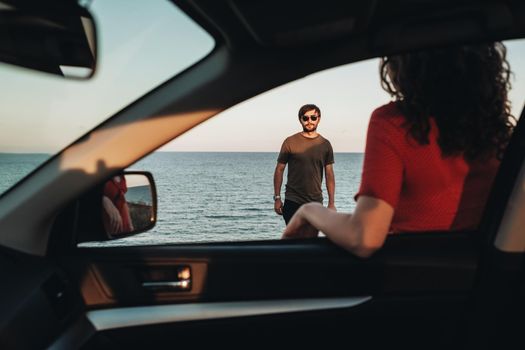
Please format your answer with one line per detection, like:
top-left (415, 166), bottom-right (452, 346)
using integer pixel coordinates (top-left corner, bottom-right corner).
top-left (75, 171), bottom-right (157, 245)
top-left (0, 0), bottom-right (97, 79)
top-left (102, 172), bottom-right (157, 238)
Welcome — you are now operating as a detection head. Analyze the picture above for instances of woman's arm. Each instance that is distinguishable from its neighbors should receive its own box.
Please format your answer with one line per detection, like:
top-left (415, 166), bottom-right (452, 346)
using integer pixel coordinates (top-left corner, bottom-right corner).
top-left (102, 195), bottom-right (123, 234)
top-left (282, 195), bottom-right (394, 258)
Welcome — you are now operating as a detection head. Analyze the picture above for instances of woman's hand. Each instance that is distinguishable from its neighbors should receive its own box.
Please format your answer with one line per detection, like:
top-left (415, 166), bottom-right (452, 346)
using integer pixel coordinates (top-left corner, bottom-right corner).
top-left (282, 204), bottom-right (320, 239)
top-left (102, 196), bottom-right (123, 234)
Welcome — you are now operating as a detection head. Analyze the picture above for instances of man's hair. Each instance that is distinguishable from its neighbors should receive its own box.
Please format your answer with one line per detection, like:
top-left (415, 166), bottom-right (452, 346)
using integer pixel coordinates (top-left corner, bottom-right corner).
top-left (298, 104), bottom-right (321, 119)
top-left (380, 42), bottom-right (515, 161)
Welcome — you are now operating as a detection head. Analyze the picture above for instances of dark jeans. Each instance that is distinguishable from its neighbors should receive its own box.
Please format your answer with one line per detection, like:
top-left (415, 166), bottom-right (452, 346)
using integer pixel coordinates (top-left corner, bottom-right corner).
top-left (282, 200), bottom-right (302, 225)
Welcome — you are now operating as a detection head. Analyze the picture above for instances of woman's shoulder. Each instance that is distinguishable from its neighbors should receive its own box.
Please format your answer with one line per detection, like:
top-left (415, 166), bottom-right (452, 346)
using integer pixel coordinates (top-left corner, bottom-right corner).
top-left (369, 102), bottom-right (406, 135)
top-left (371, 102), bottom-right (404, 123)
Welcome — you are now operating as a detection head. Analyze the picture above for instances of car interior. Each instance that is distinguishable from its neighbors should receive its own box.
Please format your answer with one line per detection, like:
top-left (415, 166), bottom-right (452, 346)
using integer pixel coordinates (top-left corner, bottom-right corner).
top-left (1, 0), bottom-right (525, 349)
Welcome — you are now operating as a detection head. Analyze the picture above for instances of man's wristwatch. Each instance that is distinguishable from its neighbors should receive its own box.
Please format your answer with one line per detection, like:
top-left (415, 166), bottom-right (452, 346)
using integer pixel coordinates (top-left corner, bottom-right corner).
top-left (273, 195), bottom-right (281, 201)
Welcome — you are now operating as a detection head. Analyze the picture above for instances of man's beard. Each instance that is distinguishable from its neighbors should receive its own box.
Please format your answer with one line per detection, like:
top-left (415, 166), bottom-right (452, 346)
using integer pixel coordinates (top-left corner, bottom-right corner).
top-left (302, 125), bottom-right (317, 132)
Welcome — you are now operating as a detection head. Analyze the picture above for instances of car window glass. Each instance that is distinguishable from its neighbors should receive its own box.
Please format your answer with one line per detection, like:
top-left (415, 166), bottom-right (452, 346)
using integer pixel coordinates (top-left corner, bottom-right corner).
top-left (84, 39), bottom-right (525, 247)
top-left (0, 0), bottom-right (215, 196)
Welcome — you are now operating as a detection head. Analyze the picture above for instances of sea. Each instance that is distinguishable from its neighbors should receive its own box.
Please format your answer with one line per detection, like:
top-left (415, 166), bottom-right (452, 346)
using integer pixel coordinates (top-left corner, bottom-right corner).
top-left (0, 152), bottom-right (364, 246)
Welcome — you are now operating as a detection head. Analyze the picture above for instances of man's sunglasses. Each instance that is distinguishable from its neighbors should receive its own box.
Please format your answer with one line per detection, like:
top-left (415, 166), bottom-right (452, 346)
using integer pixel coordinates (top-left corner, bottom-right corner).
top-left (302, 115), bottom-right (318, 122)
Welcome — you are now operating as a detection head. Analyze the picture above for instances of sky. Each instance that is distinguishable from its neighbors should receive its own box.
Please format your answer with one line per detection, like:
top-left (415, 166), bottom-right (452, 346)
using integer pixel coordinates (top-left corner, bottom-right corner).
top-left (0, 0), bottom-right (214, 153)
top-left (161, 58), bottom-right (390, 153)
top-left (0, 1), bottom-right (524, 154)
top-left (162, 40), bottom-right (525, 153)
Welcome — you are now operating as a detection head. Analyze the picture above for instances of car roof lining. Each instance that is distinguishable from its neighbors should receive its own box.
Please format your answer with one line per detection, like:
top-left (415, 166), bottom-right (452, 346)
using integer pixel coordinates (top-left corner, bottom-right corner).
top-left (176, 0), bottom-right (525, 53)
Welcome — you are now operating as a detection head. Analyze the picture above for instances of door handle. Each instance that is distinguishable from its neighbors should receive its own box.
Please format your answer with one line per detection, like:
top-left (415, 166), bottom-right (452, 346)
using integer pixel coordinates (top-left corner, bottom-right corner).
top-left (141, 266), bottom-right (191, 292)
top-left (142, 280), bottom-right (191, 291)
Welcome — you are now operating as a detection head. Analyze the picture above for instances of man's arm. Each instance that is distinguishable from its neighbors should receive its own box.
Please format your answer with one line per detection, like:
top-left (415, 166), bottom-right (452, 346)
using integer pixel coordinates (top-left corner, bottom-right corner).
top-left (273, 162), bottom-right (286, 215)
top-left (325, 163), bottom-right (336, 210)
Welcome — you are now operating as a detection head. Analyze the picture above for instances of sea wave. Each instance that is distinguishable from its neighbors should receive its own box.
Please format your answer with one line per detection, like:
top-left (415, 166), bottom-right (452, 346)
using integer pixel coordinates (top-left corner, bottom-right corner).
top-left (3, 152), bottom-right (363, 246)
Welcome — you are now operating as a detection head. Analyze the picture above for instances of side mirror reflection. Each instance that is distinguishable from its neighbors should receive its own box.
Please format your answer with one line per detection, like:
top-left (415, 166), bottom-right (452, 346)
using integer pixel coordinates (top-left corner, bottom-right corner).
top-left (75, 171), bottom-right (157, 244)
top-left (101, 172), bottom-right (157, 238)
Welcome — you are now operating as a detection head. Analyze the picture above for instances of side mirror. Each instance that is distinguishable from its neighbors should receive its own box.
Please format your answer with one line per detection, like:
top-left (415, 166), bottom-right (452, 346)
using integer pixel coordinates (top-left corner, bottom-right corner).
top-left (76, 171), bottom-right (157, 243)
top-left (101, 172), bottom-right (157, 238)
top-left (0, 0), bottom-right (97, 79)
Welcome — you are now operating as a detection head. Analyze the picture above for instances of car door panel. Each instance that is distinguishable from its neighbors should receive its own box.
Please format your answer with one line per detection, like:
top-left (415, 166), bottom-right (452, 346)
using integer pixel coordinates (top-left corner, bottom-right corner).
top-left (64, 232), bottom-right (478, 347)
top-left (71, 232), bottom-right (478, 305)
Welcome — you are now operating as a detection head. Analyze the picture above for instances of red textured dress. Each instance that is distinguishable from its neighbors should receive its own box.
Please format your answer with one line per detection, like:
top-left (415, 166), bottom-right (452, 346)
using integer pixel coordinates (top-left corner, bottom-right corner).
top-left (355, 102), bottom-right (500, 232)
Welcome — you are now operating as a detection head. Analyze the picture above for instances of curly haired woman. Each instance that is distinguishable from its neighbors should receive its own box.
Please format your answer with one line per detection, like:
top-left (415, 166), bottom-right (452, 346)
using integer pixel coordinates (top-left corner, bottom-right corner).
top-left (282, 42), bottom-right (515, 257)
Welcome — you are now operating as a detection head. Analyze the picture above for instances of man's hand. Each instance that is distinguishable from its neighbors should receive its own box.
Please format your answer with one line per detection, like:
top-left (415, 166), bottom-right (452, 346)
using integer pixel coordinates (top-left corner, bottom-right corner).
top-left (328, 203), bottom-right (337, 211)
top-left (282, 205), bottom-right (319, 239)
top-left (274, 198), bottom-right (283, 215)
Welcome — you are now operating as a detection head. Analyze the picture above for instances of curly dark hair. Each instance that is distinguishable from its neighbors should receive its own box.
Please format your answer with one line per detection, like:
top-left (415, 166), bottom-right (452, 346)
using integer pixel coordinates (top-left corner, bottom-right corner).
top-left (380, 42), bottom-right (515, 161)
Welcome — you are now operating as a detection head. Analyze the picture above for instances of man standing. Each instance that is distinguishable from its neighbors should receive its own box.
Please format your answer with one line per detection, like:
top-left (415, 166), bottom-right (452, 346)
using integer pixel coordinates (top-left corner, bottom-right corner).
top-left (273, 104), bottom-right (336, 224)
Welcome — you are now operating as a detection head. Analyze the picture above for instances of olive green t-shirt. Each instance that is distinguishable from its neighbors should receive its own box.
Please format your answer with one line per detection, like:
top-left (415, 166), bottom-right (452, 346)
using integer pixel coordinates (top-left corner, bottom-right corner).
top-left (277, 133), bottom-right (334, 204)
